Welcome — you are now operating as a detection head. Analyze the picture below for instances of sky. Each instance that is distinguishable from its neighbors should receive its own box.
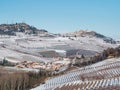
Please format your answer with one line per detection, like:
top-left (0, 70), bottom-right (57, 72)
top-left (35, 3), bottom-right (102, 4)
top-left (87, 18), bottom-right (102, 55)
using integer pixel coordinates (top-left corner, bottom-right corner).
top-left (0, 0), bottom-right (120, 39)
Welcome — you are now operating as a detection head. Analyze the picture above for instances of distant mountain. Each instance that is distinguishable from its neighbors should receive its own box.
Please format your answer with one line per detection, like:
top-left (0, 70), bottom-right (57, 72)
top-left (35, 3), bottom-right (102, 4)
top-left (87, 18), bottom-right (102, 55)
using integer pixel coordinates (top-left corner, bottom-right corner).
top-left (64, 30), bottom-right (117, 44)
top-left (0, 23), bottom-right (118, 44)
top-left (0, 23), bottom-right (48, 35)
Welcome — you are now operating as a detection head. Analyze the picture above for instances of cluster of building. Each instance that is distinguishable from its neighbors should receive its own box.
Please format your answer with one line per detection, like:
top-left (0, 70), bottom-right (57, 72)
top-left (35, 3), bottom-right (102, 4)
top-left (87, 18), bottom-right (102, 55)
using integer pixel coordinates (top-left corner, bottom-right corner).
top-left (16, 58), bottom-right (71, 72)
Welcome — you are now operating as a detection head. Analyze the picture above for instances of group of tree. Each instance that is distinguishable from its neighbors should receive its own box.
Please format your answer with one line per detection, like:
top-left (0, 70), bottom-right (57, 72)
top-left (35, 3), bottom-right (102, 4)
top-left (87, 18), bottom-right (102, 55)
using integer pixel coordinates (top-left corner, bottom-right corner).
top-left (0, 58), bottom-right (15, 66)
top-left (0, 69), bottom-right (53, 90)
top-left (74, 46), bottom-right (120, 67)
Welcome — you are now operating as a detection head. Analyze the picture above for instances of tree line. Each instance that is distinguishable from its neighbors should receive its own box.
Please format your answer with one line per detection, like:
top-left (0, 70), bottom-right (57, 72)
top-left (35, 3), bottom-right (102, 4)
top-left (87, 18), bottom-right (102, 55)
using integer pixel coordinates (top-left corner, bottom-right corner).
top-left (74, 46), bottom-right (120, 67)
top-left (0, 69), bottom-right (53, 90)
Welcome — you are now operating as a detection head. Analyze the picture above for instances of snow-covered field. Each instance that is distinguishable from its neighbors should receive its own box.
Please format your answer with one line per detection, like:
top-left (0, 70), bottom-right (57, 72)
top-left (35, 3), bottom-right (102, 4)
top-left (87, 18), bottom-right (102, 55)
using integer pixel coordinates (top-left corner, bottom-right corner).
top-left (0, 35), bottom-right (118, 63)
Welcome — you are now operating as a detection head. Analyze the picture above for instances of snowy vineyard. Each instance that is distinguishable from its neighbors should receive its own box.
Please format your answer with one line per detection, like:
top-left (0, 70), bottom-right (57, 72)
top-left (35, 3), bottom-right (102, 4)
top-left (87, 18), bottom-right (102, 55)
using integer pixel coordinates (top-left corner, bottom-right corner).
top-left (31, 58), bottom-right (120, 90)
top-left (54, 77), bottom-right (120, 90)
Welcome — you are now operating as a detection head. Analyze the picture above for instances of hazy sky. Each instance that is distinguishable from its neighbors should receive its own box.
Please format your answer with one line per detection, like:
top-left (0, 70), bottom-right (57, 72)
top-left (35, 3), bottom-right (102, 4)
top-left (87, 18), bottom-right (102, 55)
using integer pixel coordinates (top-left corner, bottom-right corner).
top-left (0, 0), bottom-right (120, 39)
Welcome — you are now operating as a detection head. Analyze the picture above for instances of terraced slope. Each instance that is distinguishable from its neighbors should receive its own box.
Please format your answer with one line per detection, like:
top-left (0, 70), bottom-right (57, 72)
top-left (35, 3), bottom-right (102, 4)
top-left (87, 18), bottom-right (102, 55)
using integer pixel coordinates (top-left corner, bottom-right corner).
top-left (31, 58), bottom-right (120, 90)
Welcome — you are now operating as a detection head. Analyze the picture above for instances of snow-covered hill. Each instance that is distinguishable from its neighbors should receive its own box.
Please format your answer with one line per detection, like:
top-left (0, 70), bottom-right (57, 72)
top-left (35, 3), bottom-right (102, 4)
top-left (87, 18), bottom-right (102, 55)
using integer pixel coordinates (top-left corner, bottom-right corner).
top-left (63, 30), bottom-right (117, 44)
top-left (0, 30), bottom-right (119, 63)
top-left (0, 23), bottom-right (119, 63)
top-left (0, 23), bottom-right (48, 35)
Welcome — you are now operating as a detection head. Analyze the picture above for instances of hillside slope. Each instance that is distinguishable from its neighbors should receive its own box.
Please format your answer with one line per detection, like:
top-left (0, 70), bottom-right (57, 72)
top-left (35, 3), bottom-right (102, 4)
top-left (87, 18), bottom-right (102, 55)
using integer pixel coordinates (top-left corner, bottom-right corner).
top-left (31, 57), bottom-right (120, 90)
top-left (63, 30), bottom-right (117, 44)
top-left (0, 23), bottom-right (48, 35)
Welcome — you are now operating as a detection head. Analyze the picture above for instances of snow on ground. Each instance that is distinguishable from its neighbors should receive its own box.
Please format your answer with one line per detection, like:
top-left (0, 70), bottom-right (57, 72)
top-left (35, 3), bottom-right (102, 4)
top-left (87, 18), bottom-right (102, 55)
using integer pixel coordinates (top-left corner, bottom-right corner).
top-left (16, 36), bottom-right (118, 52)
top-left (91, 58), bottom-right (120, 67)
top-left (65, 36), bottom-right (117, 52)
top-left (53, 37), bottom-right (70, 41)
top-left (5, 66), bottom-right (39, 72)
top-left (53, 60), bottom-right (70, 65)
top-left (0, 47), bottom-right (53, 63)
top-left (7, 36), bottom-right (117, 52)
top-left (0, 35), bottom-right (118, 64)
